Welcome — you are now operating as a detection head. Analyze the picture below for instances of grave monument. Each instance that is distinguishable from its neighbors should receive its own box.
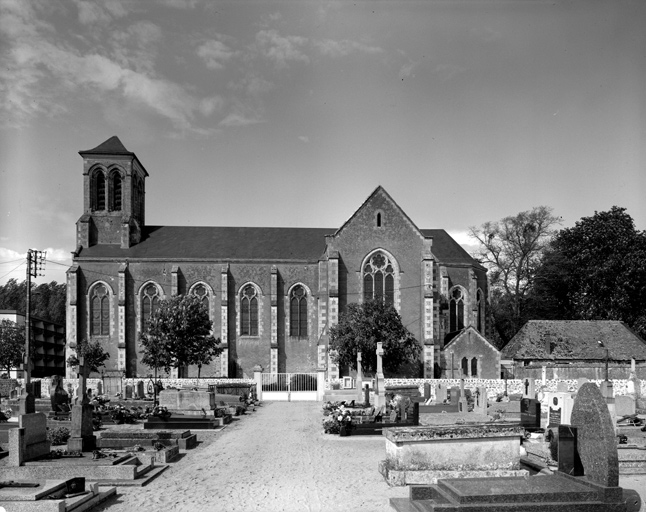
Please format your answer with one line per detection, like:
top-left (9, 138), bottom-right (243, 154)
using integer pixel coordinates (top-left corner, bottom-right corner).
top-left (374, 342), bottom-right (385, 407)
top-left (67, 356), bottom-right (96, 452)
top-left (390, 381), bottom-right (641, 512)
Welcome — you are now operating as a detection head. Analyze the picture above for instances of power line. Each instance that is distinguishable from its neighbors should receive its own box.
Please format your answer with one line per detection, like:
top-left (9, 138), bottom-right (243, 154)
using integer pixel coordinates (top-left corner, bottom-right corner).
top-left (0, 262), bottom-right (25, 281)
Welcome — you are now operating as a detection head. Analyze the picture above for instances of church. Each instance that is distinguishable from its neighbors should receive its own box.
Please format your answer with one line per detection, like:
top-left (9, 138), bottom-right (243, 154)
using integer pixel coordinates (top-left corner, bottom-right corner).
top-left (66, 136), bottom-right (498, 380)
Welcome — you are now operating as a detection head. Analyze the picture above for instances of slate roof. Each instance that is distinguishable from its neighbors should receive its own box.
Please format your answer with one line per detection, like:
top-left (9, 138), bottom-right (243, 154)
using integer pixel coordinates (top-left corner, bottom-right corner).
top-left (79, 136), bottom-right (134, 156)
top-left (501, 320), bottom-right (646, 361)
top-left (76, 225), bottom-right (478, 265)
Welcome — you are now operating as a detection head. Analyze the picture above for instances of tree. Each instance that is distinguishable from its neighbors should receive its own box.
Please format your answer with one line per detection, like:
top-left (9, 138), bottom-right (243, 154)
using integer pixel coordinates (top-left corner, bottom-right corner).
top-left (0, 319), bottom-right (25, 375)
top-left (531, 207), bottom-right (646, 338)
top-left (0, 279), bottom-right (66, 325)
top-left (66, 338), bottom-right (110, 375)
top-left (329, 299), bottom-right (419, 376)
top-left (469, 206), bottom-right (561, 345)
top-left (139, 294), bottom-right (221, 375)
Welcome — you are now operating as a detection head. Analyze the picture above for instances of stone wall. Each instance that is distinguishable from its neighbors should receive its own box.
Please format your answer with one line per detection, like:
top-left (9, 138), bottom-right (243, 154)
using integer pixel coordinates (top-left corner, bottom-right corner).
top-left (326, 377), bottom-right (646, 401)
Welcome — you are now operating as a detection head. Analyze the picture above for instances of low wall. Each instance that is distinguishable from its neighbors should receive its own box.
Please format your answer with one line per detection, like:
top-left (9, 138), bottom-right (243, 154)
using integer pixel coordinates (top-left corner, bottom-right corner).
top-left (325, 378), bottom-right (646, 401)
top-left (12, 377), bottom-right (254, 399)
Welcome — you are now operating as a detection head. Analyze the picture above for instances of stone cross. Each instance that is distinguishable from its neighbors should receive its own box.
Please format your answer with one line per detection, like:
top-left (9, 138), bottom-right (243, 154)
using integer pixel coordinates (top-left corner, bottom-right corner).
top-left (77, 355), bottom-right (89, 405)
top-left (356, 351), bottom-right (363, 403)
top-left (375, 343), bottom-right (385, 406)
top-left (376, 343), bottom-right (384, 376)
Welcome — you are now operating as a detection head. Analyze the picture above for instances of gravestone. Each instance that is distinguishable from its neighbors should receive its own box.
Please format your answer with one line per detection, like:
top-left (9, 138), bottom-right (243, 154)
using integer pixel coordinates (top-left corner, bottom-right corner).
top-left (67, 356), bottom-right (96, 452)
top-left (136, 380), bottom-right (145, 399)
top-left (96, 380), bottom-right (103, 395)
top-left (570, 382), bottom-right (619, 487)
top-left (520, 398), bottom-right (541, 430)
top-left (615, 395), bottom-right (636, 417)
top-left (541, 365), bottom-right (547, 384)
top-left (434, 384), bottom-right (448, 403)
top-left (627, 371), bottom-right (641, 399)
top-left (423, 383), bottom-right (431, 400)
top-left (8, 412), bottom-right (51, 466)
top-left (363, 384), bottom-right (370, 406)
top-left (449, 386), bottom-right (461, 406)
top-left (125, 384), bottom-right (133, 399)
top-left (522, 378), bottom-right (535, 399)
top-left (548, 392), bottom-right (574, 427)
top-left (473, 386), bottom-right (487, 415)
top-left (458, 380), bottom-right (468, 413)
top-left (557, 425), bottom-right (584, 476)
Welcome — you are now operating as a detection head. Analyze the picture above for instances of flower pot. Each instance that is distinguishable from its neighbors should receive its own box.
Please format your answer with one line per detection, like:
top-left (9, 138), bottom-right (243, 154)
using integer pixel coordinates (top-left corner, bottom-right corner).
top-left (339, 425), bottom-right (351, 437)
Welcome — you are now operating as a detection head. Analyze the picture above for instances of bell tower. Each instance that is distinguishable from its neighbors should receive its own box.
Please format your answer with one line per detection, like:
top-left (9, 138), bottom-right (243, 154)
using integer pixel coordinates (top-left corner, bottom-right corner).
top-left (76, 136), bottom-right (148, 249)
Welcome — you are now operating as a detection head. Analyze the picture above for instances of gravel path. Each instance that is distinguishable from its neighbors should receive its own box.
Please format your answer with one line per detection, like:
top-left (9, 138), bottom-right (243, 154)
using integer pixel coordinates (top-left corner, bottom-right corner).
top-left (92, 402), bottom-right (408, 512)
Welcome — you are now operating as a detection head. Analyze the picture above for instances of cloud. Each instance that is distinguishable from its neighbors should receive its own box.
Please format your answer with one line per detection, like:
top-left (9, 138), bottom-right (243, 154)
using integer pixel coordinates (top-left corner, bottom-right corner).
top-left (197, 39), bottom-right (237, 69)
top-left (433, 64), bottom-right (466, 81)
top-left (73, 0), bottom-right (128, 25)
top-left (160, 0), bottom-right (201, 8)
top-left (314, 39), bottom-right (383, 58)
top-left (399, 61), bottom-right (418, 80)
top-left (447, 230), bottom-right (480, 256)
top-left (298, 136), bottom-right (309, 143)
top-left (219, 112), bottom-right (265, 127)
top-left (0, 1), bottom-right (218, 132)
top-left (255, 29), bottom-right (309, 69)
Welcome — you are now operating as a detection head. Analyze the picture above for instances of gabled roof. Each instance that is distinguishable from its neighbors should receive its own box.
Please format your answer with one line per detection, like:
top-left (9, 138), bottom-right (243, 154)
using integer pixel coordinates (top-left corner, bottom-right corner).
top-left (444, 325), bottom-right (499, 352)
top-left (76, 226), bottom-right (332, 262)
top-left (501, 320), bottom-right (646, 361)
top-left (421, 229), bottom-right (482, 267)
top-left (333, 186), bottom-right (426, 239)
top-left (79, 136), bottom-right (134, 156)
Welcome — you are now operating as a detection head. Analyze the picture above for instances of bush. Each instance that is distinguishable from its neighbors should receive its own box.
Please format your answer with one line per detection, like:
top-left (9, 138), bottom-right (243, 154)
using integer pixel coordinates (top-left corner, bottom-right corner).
top-left (47, 426), bottom-right (71, 446)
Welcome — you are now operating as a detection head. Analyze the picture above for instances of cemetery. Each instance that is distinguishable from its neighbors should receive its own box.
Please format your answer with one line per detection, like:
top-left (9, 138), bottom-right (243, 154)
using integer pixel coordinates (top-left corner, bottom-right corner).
top-left (1, 343), bottom-right (646, 510)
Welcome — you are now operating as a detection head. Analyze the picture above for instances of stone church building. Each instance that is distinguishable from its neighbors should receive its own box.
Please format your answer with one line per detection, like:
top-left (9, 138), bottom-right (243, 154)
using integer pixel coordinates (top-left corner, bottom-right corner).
top-left (66, 136), bottom-right (492, 379)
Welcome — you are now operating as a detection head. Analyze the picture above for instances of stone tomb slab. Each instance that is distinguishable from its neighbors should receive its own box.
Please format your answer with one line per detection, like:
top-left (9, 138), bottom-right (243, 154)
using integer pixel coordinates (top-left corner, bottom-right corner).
top-left (570, 382), bottom-right (619, 488)
top-left (393, 472), bottom-right (627, 512)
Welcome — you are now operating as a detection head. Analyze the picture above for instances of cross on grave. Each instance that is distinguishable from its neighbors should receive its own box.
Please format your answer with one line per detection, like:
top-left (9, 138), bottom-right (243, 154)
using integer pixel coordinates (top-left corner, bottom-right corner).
top-left (375, 343), bottom-right (386, 407)
top-left (524, 379), bottom-right (529, 396)
top-left (77, 355), bottom-right (90, 405)
top-left (356, 351), bottom-right (364, 403)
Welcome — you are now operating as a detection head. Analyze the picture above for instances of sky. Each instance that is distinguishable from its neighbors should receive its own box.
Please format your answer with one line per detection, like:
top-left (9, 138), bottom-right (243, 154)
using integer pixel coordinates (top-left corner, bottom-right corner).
top-left (0, 0), bottom-right (644, 287)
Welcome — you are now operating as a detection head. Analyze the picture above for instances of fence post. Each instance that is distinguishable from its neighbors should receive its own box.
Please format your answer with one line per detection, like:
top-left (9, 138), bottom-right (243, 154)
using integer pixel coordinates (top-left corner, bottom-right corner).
top-left (254, 369), bottom-right (263, 401)
top-left (317, 368), bottom-right (326, 402)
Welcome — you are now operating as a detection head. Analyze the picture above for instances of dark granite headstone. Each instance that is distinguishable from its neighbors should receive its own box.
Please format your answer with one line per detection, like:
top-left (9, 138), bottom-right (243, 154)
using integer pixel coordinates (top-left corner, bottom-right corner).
top-left (557, 425), bottom-right (584, 476)
top-left (125, 384), bottom-right (133, 399)
top-left (570, 382), bottom-right (619, 487)
top-left (520, 398), bottom-right (540, 430)
top-left (423, 383), bottom-right (431, 399)
top-left (548, 395), bottom-right (562, 427)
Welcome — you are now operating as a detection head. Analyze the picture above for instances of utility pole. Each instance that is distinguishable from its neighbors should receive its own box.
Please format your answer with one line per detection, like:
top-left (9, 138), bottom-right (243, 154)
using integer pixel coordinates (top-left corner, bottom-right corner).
top-left (24, 249), bottom-right (46, 389)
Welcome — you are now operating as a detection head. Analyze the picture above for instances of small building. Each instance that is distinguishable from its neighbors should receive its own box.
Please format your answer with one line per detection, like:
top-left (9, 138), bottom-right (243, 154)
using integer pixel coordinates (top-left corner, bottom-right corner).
top-left (501, 320), bottom-right (646, 380)
top-left (442, 326), bottom-right (501, 379)
top-left (0, 310), bottom-right (66, 378)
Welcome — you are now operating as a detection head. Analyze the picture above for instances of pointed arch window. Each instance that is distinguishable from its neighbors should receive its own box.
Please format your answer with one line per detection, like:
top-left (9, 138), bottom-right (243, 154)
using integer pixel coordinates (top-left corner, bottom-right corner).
top-left (471, 357), bottom-right (478, 377)
top-left (476, 289), bottom-right (484, 334)
top-left (111, 172), bottom-right (122, 211)
top-left (363, 252), bottom-right (395, 305)
top-left (290, 285), bottom-right (308, 337)
top-left (192, 283), bottom-right (210, 316)
top-left (90, 284), bottom-right (110, 335)
top-left (461, 357), bottom-right (469, 377)
top-left (141, 284), bottom-right (160, 330)
top-left (241, 285), bottom-right (258, 336)
top-left (449, 287), bottom-right (465, 332)
top-left (92, 172), bottom-right (106, 211)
